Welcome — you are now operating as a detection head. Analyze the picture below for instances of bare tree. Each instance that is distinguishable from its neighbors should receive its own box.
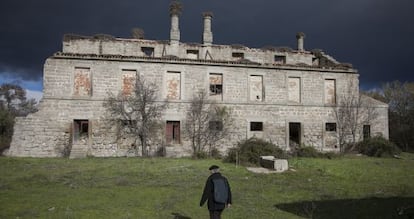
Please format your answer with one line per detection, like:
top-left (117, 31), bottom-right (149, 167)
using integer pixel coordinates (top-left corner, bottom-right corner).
top-left (185, 90), bottom-right (232, 157)
top-left (104, 77), bottom-right (165, 157)
top-left (333, 79), bottom-right (378, 152)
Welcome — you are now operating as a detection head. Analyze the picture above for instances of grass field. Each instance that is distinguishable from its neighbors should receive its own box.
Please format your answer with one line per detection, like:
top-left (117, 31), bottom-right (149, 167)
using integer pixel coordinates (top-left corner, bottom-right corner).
top-left (0, 154), bottom-right (413, 219)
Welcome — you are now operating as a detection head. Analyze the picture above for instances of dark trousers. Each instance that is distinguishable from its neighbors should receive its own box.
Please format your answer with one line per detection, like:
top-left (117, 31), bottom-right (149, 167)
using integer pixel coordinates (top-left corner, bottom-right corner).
top-left (209, 210), bottom-right (223, 219)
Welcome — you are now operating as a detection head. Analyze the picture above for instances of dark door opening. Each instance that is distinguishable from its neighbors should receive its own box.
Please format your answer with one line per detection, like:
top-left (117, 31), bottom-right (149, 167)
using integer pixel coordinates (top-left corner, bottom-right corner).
top-left (289, 122), bottom-right (301, 146)
top-left (74, 120), bottom-right (89, 143)
top-left (363, 125), bottom-right (371, 140)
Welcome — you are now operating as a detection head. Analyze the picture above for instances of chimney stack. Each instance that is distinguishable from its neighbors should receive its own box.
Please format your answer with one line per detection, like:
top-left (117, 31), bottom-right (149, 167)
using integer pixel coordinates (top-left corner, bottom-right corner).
top-left (202, 12), bottom-right (213, 46)
top-left (296, 32), bottom-right (305, 52)
top-left (169, 1), bottom-right (182, 44)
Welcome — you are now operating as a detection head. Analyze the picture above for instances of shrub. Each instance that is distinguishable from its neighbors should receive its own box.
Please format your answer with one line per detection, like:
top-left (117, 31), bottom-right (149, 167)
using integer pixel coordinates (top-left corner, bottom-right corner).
top-left (224, 138), bottom-right (287, 166)
top-left (357, 136), bottom-right (401, 157)
top-left (295, 146), bottom-right (321, 158)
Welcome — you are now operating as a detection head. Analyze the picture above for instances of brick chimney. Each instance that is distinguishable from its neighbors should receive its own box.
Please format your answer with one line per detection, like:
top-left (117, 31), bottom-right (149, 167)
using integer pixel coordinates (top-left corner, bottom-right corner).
top-left (169, 1), bottom-right (182, 45)
top-left (202, 12), bottom-right (213, 46)
top-left (296, 32), bottom-right (305, 52)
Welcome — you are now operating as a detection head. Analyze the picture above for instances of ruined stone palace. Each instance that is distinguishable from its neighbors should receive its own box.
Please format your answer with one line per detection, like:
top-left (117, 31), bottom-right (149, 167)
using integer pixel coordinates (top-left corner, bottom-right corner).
top-left (7, 5), bottom-right (388, 158)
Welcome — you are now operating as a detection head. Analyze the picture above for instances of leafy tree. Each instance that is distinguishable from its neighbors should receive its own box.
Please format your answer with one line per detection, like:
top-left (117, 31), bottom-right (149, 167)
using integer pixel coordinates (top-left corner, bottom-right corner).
top-left (104, 77), bottom-right (166, 157)
top-left (184, 90), bottom-right (233, 158)
top-left (0, 83), bottom-right (38, 153)
top-left (363, 81), bottom-right (414, 151)
top-left (383, 81), bottom-right (414, 151)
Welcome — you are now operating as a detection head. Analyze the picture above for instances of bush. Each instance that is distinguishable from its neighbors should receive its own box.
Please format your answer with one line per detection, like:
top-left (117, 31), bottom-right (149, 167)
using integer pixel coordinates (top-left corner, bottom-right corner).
top-left (357, 136), bottom-right (401, 157)
top-left (224, 138), bottom-right (287, 166)
top-left (294, 145), bottom-right (321, 158)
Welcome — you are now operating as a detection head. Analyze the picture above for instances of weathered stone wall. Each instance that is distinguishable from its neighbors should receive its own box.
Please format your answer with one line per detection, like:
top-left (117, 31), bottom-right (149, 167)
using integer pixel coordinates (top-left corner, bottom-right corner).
top-left (63, 38), bottom-right (315, 66)
top-left (8, 35), bottom-right (389, 157)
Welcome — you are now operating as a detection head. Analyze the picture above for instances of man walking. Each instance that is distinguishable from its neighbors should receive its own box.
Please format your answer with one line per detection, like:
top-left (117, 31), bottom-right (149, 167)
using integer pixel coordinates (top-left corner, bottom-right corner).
top-left (200, 165), bottom-right (232, 219)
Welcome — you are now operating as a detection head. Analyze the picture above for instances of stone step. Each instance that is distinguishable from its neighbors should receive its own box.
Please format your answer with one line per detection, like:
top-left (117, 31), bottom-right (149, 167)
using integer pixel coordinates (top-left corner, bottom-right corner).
top-left (69, 144), bottom-right (88, 159)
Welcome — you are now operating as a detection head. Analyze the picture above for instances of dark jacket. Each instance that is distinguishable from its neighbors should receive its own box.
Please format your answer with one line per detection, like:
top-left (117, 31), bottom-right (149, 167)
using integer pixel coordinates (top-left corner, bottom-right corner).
top-left (200, 172), bottom-right (232, 211)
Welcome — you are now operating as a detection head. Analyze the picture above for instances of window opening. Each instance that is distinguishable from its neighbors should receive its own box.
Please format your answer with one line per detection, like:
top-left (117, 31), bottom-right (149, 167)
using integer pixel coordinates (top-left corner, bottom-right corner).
top-left (186, 50), bottom-right (199, 59)
top-left (250, 122), bottom-right (263, 131)
top-left (141, 47), bottom-right (154, 57)
top-left (326, 123), bottom-right (337, 132)
top-left (274, 55), bottom-right (286, 64)
top-left (232, 52), bottom-right (244, 59)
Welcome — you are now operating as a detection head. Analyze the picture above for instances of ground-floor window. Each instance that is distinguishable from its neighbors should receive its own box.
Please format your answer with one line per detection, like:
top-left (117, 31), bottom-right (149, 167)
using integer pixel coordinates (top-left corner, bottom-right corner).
top-left (166, 121), bottom-right (180, 144)
top-left (250, 122), bottom-right (263, 131)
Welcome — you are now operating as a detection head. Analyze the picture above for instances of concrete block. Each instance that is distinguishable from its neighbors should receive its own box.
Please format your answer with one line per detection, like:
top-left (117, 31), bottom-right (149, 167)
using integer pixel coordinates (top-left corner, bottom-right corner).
top-left (260, 156), bottom-right (288, 172)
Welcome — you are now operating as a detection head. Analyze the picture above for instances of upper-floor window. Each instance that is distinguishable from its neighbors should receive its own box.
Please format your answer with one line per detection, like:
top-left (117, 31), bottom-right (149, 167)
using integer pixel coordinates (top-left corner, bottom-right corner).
top-left (186, 50), bottom-right (199, 59)
top-left (121, 70), bottom-right (137, 96)
top-left (249, 75), bottom-right (263, 101)
top-left (166, 71), bottom-right (181, 100)
top-left (274, 55), bottom-right (286, 64)
top-left (232, 52), bottom-right (244, 59)
top-left (324, 79), bottom-right (336, 104)
top-left (209, 73), bottom-right (223, 100)
top-left (74, 67), bottom-right (91, 97)
top-left (141, 47), bottom-right (154, 57)
top-left (288, 77), bottom-right (301, 103)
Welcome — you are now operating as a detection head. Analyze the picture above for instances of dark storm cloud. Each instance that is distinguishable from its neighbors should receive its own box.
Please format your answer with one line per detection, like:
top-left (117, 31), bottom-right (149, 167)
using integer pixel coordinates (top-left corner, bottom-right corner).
top-left (1, 0), bottom-right (413, 88)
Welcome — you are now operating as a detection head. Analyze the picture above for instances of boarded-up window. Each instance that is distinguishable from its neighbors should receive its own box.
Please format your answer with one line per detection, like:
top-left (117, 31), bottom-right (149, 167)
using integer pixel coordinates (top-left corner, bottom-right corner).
top-left (74, 67), bottom-right (91, 97)
top-left (209, 73), bottom-right (223, 99)
top-left (288, 77), bottom-right (301, 103)
top-left (324, 79), bottom-right (336, 104)
top-left (122, 70), bottom-right (137, 96)
top-left (186, 50), bottom-right (199, 59)
top-left (166, 121), bottom-right (180, 144)
top-left (166, 72), bottom-right (181, 100)
top-left (249, 75), bottom-right (263, 101)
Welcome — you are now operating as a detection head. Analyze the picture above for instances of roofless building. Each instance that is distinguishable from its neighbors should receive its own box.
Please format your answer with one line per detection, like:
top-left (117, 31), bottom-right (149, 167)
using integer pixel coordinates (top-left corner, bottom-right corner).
top-left (7, 3), bottom-right (388, 158)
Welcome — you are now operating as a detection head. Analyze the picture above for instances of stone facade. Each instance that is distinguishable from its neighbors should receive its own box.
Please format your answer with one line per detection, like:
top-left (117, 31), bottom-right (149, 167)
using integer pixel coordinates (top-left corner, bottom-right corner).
top-left (7, 7), bottom-right (388, 158)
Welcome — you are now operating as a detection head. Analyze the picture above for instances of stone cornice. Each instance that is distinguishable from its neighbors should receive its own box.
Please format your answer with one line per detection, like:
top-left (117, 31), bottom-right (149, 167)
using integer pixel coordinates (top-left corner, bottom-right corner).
top-left (53, 52), bottom-right (358, 74)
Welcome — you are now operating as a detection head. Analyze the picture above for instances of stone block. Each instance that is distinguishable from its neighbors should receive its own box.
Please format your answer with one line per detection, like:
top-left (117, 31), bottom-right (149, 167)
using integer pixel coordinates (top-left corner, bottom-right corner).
top-left (260, 156), bottom-right (288, 172)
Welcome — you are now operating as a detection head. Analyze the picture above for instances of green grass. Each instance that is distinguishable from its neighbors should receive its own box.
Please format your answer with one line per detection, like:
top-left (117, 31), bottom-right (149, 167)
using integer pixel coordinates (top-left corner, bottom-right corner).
top-left (0, 154), bottom-right (413, 218)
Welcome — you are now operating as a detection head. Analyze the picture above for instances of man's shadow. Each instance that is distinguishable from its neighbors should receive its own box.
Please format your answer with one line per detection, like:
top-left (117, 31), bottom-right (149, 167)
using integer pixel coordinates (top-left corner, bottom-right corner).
top-left (171, 212), bottom-right (191, 219)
